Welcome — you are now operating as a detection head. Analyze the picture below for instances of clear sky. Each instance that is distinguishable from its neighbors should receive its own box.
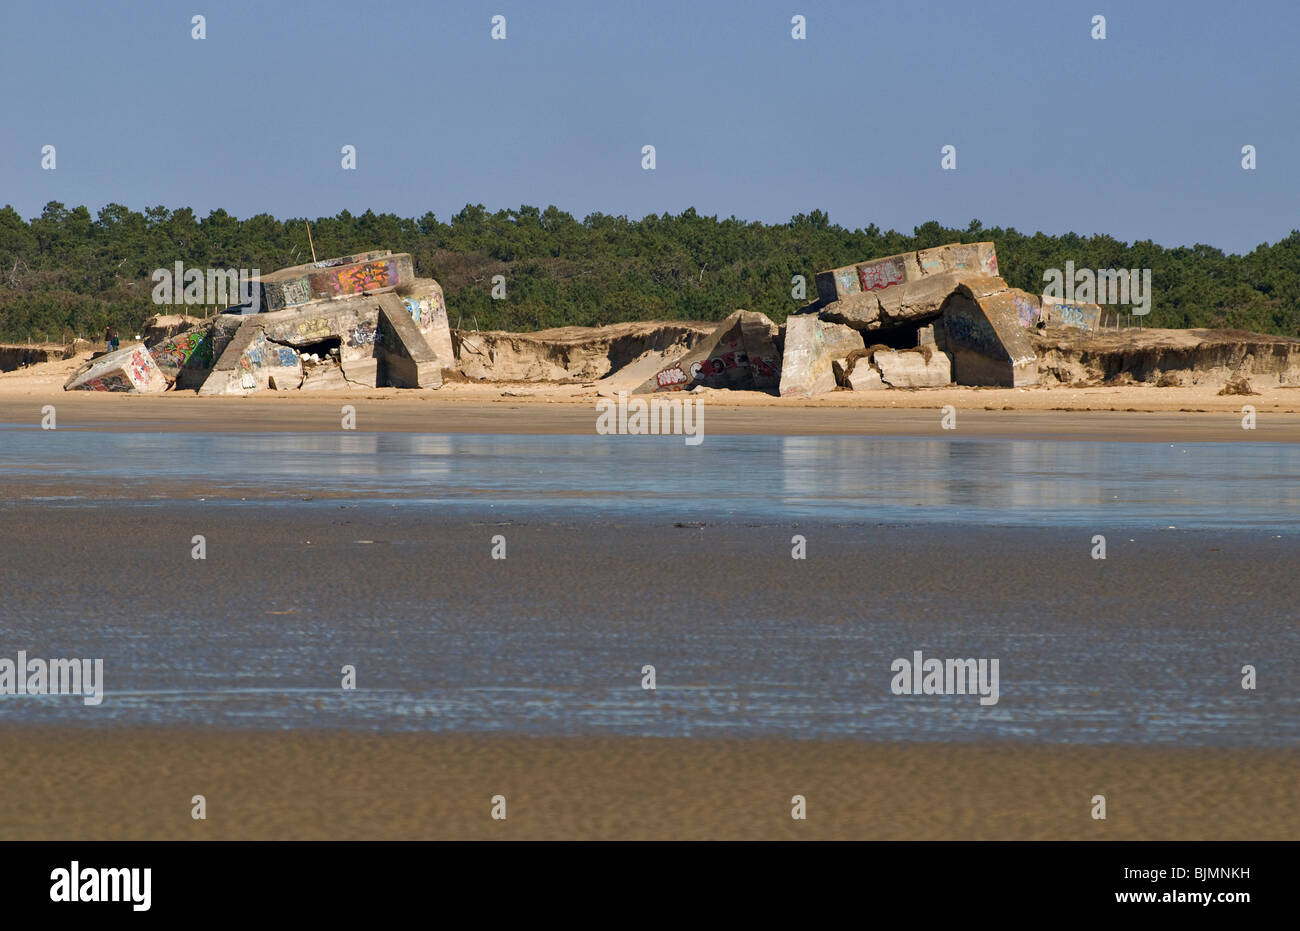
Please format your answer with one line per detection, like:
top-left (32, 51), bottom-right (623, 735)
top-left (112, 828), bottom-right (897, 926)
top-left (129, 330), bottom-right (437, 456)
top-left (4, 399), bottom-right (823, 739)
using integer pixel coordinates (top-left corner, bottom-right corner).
top-left (4, 0), bottom-right (1296, 253)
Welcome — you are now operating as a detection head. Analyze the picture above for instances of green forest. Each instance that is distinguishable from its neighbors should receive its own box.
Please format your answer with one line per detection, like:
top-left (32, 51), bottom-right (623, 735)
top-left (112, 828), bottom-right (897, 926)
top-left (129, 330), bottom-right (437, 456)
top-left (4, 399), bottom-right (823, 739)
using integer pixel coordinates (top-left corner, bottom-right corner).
top-left (2, 201), bottom-right (1298, 343)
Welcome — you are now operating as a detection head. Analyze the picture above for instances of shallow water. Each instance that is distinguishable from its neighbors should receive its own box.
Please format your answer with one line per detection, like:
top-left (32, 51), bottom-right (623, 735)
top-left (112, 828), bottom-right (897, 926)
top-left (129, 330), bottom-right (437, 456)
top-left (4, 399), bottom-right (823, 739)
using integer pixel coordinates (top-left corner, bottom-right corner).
top-left (3, 429), bottom-right (1300, 530)
top-left (0, 430), bottom-right (1296, 744)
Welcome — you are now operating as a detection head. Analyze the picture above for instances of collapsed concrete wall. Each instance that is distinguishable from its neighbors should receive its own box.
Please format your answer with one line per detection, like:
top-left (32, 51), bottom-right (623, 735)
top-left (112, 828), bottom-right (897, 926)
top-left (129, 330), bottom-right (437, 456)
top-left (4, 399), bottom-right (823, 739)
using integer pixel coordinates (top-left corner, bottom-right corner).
top-left (815, 242), bottom-right (998, 304)
top-left (197, 321), bottom-right (304, 394)
top-left (64, 343), bottom-right (168, 392)
top-left (778, 316), bottom-right (864, 397)
top-left (254, 251), bottom-right (412, 311)
top-left (142, 314), bottom-right (207, 346)
top-left (399, 278), bottom-right (455, 372)
top-left (376, 294), bottom-right (442, 389)
top-left (149, 327), bottom-right (215, 386)
top-left (1038, 295), bottom-right (1103, 331)
top-left (634, 310), bottom-right (780, 393)
top-left (939, 279), bottom-right (1039, 387)
top-left (816, 242), bottom-right (1000, 333)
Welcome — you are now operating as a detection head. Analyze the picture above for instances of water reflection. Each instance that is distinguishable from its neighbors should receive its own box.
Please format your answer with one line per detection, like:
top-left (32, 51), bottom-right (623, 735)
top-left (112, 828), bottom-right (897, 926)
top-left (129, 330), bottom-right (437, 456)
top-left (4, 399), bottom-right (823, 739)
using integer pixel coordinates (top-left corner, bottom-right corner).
top-left (1, 431), bottom-right (1298, 529)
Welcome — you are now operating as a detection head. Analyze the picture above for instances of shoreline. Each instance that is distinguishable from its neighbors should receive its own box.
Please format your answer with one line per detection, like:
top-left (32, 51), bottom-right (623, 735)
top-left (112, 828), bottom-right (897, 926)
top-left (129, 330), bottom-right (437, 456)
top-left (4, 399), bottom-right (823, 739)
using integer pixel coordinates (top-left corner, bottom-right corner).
top-left (0, 392), bottom-right (1295, 442)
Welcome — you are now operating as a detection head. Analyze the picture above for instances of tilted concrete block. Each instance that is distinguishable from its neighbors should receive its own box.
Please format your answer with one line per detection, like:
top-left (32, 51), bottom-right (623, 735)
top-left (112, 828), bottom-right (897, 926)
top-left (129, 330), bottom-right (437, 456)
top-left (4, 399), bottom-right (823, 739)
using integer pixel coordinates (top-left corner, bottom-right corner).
top-left (377, 294), bottom-right (442, 389)
top-left (815, 242), bottom-right (998, 304)
top-left (64, 343), bottom-right (168, 393)
top-left (254, 252), bottom-right (414, 311)
top-left (397, 278), bottom-right (455, 371)
top-left (197, 321), bottom-right (303, 395)
top-left (634, 310), bottom-right (780, 393)
top-left (940, 278), bottom-right (1039, 387)
top-left (845, 365), bottom-right (885, 391)
top-left (821, 271), bottom-right (1007, 332)
top-left (778, 316), bottom-right (862, 397)
top-left (149, 325), bottom-right (216, 386)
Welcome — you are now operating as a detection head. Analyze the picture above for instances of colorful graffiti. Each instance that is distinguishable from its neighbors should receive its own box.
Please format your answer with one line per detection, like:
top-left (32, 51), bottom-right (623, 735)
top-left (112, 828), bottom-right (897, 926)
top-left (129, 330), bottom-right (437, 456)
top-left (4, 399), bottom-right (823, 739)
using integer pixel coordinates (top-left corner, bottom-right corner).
top-left (151, 330), bottom-right (213, 376)
top-left (126, 349), bottom-right (154, 387)
top-left (857, 259), bottom-right (904, 292)
top-left (1013, 296), bottom-right (1039, 328)
top-left (751, 355), bottom-right (779, 379)
top-left (1045, 303), bottom-right (1098, 330)
top-left (655, 365), bottom-right (688, 389)
top-left (835, 269), bottom-right (860, 295)
top-left (984, 252), bottom-right (998, 276)
top-left (335, 260), bottom-right (395, 295)
top-left (281, 278), bottom-right (312, 306)
top-left (691, 350), bottom-right (748, 380)
top-left (276, 347), bottom-right (298, 366)
top-left (295, 318), bottom-right (332, 341)
top-left (81, 374), bottom-right (131, 392)
top-left (402, 292), bottom-right (446, 327)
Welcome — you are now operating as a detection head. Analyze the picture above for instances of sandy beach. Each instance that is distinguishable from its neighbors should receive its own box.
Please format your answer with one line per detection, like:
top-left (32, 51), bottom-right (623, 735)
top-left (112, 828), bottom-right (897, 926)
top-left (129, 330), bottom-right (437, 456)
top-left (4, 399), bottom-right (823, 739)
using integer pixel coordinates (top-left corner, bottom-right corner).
top-left (0, 728), bottom-right (1292, 840)
top-left (2, 356), bottom-right (1296, 844)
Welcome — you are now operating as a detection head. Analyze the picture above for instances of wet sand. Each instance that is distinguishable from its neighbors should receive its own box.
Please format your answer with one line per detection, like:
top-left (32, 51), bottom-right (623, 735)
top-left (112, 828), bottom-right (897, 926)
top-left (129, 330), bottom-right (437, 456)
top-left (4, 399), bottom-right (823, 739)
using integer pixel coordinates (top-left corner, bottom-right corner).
top-left (0, 391), bottom-right (1296, 442)
top-left (0, 728), bottom-right (1293, 840)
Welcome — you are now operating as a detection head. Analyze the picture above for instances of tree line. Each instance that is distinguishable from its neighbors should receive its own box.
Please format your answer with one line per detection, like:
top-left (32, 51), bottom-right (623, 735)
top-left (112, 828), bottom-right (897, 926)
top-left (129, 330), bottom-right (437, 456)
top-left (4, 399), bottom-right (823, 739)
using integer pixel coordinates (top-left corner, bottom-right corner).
top-left (1, 201), bottom-right (1297, 343)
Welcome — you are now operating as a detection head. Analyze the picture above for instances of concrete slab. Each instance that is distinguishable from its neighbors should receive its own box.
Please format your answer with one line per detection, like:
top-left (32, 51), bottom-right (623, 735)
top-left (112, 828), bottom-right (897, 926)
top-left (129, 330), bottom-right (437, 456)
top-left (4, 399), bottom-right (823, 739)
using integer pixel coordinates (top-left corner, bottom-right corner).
top-left (254, 252), bottom-right (414, 311)
top-left (377, 293), bottom-right (442, 389)
top-left (778, 316), bottom-right (862, 397)
top-left (397, 278), bottom-right (455, 371)
top-left (149, 326), bottom-right (215, 385)
top-left (874, 347), bottom-right (952, 388)
top-left (64, 343), bottom-right (168, 393)
top-left (1039, 295), bottom-right (1103, 331)
top-left (820, 271), bottom-right (1007, 332)
top-left (815, 242), bottom-right (998, 304)
top-left (940, 279), bottom-right (1039, 387)
top-left (634, 310), bottom-right (780, 393)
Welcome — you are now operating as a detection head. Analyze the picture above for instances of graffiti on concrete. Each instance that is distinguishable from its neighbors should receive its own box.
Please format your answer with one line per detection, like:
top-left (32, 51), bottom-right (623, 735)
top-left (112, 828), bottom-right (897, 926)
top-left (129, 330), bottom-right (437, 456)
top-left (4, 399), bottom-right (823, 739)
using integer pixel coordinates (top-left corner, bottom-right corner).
top-left (295, 318), bottom-right (332, 341)
top-left (946, 310), bottom-right (1000, 352)
top-left (751, 355), bottom-right (779, 379)
top-left (1014, 295), bottom-right (1039, 328)
top-left (403, 292), bottom-right (445, 327)
top-left (857, 258), bottom-right (905, 292)
top-left (347, 322), bottom-right (383, 348)
top-left (334, 260), bottom-right (395, 295)
top-left (84, 374), bottom-right (132, 392)
top-left (691, 349), bottom-right (748, 380)
top-left (835, 269), bottom-right (860, 295)
top-left (281, 278), bottom-right (312, 306)
top-left (127, 349), bottom-right (154, 386)
top-left (276, 347), bottom-right (298, 366)
top-left (152, 330), bottom-right (213, 375)
top-left (656, 365), bottom-right (688, 389)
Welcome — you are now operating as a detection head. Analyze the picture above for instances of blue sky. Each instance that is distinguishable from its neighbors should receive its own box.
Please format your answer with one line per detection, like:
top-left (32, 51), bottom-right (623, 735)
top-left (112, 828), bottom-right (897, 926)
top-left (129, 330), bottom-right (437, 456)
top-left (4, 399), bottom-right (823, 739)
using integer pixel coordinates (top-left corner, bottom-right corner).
top-left (3, 0), bottom-right (1296, 253)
